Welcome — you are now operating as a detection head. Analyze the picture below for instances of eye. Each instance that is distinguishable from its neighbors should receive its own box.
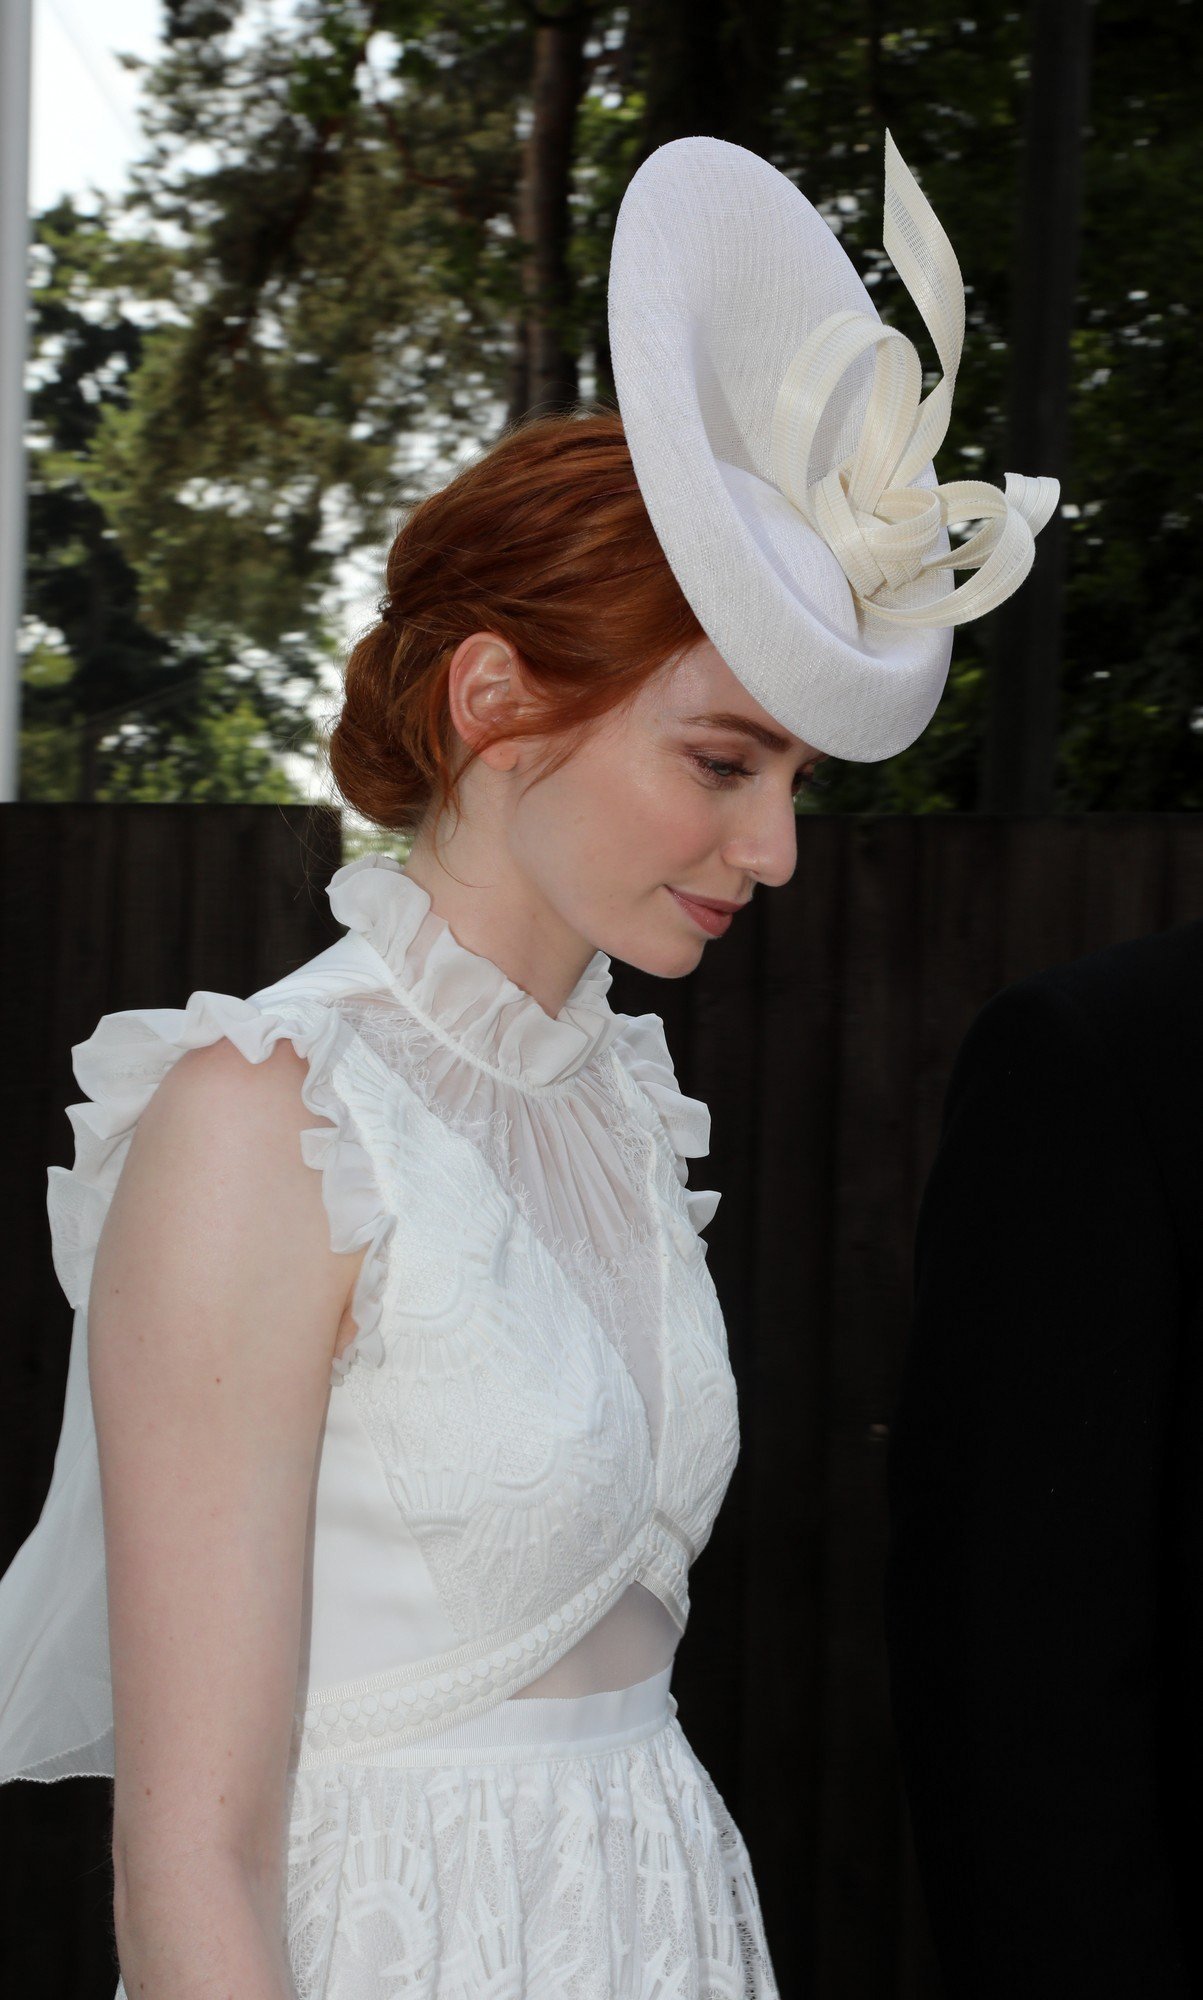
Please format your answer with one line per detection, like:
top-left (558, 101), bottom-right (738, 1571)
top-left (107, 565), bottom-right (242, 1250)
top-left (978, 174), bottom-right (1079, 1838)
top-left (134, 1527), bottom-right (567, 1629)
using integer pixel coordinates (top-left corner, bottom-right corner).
top-left (690, 753), bottom-right (751, 787)
top-left (689, 751), bottom-right (825, 799)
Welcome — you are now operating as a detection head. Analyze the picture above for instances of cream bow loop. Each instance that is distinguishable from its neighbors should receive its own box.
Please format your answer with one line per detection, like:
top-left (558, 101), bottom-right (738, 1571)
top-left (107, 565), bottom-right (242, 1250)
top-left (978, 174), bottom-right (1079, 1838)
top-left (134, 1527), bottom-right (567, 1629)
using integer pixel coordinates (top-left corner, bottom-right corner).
top-left (768, 129), bottom-right (1060, 628)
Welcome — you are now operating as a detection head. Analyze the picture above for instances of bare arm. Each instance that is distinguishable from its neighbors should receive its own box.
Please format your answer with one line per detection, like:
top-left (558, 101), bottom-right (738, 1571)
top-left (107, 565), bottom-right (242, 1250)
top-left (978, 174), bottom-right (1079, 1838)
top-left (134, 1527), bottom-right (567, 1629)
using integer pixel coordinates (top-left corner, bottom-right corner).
top-left (89, 1035), bottom-right (364, 1998)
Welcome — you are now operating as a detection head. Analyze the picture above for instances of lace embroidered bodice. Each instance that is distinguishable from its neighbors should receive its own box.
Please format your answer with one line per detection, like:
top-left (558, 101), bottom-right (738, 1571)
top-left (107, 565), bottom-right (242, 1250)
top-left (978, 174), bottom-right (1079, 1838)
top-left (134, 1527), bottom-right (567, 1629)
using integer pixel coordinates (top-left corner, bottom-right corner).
top-left (0, 853), bottom-right (742, 1784)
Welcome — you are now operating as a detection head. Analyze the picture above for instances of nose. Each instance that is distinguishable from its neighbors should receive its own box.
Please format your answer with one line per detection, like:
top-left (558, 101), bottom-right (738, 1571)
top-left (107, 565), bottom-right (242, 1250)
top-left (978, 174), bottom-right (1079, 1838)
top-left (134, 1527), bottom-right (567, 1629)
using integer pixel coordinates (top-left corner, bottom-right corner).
top-left (722, 786), bottom-right (799, 890)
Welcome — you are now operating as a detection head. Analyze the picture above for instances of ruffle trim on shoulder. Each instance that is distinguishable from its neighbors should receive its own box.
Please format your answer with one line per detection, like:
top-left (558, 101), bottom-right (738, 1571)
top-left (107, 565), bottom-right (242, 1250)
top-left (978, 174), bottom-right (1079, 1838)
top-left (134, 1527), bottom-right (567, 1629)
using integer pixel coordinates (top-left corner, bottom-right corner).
top-left (609, 1012), bottom-right (721, 1235)
top-left (47, 989), bottom-right (393, 1387)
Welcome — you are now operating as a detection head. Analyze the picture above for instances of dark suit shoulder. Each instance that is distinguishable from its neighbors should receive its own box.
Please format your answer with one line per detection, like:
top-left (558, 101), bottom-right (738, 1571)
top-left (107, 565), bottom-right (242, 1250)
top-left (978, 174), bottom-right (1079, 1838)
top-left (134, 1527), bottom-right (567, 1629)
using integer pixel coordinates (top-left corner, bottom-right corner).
top-left (891, 919), bottom-right (1203, 1996)
top-left (960, 915), bottom-right (1203, 1284)
top-left (1010, 915), bottom-right (1203, 1061)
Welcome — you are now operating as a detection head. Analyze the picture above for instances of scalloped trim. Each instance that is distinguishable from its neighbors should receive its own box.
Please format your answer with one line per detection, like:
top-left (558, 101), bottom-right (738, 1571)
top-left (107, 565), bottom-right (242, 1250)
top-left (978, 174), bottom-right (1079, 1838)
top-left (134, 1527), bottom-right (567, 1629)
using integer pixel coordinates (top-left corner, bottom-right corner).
top-left (47, 988), bottom-right (393, 1388)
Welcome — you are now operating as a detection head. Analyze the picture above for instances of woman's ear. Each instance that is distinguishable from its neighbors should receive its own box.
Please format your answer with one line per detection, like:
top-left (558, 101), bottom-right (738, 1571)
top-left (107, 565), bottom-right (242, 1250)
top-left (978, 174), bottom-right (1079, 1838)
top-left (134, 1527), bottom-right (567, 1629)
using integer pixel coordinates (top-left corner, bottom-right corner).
top-left (447, 633), bottom-right (526, 770)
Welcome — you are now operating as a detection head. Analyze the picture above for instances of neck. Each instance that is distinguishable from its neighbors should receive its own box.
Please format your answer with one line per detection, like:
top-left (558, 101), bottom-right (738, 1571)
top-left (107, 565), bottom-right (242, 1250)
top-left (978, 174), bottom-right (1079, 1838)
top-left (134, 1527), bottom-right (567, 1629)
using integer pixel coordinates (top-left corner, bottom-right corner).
top-left (402, 809), bottom-right (597, 1023)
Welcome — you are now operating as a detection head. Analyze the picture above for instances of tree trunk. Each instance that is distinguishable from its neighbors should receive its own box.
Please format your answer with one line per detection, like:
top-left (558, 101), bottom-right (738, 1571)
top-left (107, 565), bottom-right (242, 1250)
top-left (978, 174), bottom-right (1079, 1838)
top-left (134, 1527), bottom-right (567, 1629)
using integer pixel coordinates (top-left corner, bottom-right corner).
top-left (505, 311), bottom-right (531, 431)
top-left (78, 719), bottom-right (99, 802)
top-left (587, 0), bottom-right (784, 406)
top-left (978, 0), bottom-right (1094, 812)
top-left (638, 0), bottom-right (784, 160)
top-left (513, 8), bottom-right (589, 422)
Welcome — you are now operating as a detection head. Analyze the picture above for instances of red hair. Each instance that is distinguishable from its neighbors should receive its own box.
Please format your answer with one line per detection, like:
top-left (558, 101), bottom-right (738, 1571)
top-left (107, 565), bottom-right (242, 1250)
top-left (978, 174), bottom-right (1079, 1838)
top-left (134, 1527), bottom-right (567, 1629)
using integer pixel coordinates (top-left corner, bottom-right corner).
top-left (327, 407), bottom-right (704, 834)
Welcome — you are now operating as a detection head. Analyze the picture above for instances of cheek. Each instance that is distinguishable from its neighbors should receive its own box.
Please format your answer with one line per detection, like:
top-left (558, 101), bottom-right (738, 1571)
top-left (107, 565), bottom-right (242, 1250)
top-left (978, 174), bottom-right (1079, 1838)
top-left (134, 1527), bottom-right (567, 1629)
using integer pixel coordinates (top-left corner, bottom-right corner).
top-left (527, 739), bottom-right (719, 871)
top-left (590, 748), bottom-right (673, 816)
top-left (622, 751), bottom-right (724, 862)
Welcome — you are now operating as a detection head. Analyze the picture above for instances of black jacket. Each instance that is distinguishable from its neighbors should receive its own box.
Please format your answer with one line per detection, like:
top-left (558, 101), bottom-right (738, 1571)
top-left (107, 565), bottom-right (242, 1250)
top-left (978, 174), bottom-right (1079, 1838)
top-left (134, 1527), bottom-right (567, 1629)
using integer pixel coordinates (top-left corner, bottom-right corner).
top-left (885, 917), bottom-right (1203, 1997)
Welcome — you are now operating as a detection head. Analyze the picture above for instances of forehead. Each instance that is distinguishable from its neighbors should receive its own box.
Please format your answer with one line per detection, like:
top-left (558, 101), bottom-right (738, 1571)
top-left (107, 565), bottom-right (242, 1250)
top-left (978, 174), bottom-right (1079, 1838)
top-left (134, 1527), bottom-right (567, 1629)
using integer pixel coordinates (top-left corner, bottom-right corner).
top-left (648, 638), bottom-right (821, 760)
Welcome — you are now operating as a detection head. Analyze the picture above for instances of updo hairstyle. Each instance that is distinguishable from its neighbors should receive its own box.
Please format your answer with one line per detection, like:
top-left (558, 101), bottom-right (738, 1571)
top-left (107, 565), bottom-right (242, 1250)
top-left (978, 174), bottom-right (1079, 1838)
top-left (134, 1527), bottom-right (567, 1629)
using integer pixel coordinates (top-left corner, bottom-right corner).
top-left (327, 407), bottom-right (704, 837)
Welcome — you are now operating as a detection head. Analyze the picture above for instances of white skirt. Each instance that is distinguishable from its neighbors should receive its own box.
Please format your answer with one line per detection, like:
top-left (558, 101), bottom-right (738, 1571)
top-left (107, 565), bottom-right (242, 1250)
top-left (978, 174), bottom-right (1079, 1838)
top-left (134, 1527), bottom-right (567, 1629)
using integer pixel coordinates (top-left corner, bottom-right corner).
top-left (113, 1666), bottom-right (778, 1999)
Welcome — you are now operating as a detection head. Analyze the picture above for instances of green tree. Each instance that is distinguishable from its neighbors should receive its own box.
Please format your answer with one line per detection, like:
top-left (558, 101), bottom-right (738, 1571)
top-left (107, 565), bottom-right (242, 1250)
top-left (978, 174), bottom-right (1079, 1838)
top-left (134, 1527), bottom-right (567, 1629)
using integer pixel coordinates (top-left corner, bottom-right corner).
top-left (21, 199), bottom-right (321, 802)
top-left (89, 0), bottom-right (535, 646)
top-left (28, 0), bottom-right (1202, 811)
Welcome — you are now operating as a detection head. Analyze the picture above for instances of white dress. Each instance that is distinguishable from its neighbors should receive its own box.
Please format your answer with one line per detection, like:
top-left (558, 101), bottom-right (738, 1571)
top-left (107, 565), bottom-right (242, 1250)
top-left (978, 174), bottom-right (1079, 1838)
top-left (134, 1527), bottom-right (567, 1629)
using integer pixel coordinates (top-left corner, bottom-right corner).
top-left (0, 853), bottom-right (779, 1998)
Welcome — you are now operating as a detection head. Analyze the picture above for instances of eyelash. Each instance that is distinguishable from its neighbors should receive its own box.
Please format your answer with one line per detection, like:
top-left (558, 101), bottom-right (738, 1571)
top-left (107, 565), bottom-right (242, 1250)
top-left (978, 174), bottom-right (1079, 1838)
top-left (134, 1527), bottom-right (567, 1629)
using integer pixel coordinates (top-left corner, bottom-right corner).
top-left (689, 752), bottom-right (828, 799)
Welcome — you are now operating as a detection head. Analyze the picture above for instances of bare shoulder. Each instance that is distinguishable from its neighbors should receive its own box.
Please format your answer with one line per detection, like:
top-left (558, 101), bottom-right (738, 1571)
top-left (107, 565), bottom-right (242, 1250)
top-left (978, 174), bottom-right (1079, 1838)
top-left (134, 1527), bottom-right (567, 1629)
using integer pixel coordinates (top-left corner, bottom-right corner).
top-left (134, 1032), bottom-right (330, 1200)
top-left (93, 1028), bottom-right (358, 1374)
top-left (150, 1030), bottom-right (319, 1133)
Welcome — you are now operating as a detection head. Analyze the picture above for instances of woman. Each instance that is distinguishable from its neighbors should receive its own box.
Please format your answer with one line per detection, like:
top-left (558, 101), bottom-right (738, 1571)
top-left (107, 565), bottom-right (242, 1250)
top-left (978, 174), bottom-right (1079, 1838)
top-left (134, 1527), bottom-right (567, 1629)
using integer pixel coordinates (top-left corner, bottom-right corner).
top-left (0, 133), bottom-right (1055, 1995)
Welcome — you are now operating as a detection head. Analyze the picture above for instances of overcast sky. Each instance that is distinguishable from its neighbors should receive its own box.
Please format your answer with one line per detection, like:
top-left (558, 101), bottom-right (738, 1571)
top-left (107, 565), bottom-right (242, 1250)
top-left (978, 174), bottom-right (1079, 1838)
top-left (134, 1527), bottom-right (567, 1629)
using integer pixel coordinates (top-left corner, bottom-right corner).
top-left (31, 0), bottom-right (163, 213)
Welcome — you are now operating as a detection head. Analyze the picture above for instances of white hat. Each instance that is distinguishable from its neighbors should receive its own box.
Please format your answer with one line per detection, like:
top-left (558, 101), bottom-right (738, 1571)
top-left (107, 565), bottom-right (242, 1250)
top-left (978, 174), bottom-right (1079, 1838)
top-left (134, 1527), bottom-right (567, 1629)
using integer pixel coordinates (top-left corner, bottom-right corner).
top-left (607, 130), bottom-right (1060, 762)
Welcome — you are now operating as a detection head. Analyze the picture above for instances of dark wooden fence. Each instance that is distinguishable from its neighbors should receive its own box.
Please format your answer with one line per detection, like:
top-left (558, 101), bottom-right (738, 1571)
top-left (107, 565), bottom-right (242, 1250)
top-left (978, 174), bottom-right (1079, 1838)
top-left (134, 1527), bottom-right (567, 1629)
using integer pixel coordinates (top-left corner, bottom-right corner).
top-left (3, 804), bottom-right (1201, 1999)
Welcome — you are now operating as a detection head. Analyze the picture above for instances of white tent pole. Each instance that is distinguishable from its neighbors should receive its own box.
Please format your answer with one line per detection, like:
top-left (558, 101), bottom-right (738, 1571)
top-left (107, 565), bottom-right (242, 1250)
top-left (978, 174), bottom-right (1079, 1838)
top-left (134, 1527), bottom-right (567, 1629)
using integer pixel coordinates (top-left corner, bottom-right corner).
top-left (0, 0), bottom-right (33, 803)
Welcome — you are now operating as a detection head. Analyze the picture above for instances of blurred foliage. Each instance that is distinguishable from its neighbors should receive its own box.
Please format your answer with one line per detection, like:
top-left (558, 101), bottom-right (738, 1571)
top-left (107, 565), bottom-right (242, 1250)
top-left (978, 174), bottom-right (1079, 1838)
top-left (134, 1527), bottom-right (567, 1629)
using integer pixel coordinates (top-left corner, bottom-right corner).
top-left (21, 200), bottom-right (321, 800)
top-left (20, 0), bottom-right (1202, 810)
top-left (87, 0), bottom-right (533, 647)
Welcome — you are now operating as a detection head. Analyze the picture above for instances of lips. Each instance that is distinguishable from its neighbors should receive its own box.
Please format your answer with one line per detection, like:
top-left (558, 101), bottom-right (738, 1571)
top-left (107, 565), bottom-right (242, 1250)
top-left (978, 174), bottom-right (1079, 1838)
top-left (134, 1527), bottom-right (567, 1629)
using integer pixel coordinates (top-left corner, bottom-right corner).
top-left (668, 887), bottom-right (736, 936)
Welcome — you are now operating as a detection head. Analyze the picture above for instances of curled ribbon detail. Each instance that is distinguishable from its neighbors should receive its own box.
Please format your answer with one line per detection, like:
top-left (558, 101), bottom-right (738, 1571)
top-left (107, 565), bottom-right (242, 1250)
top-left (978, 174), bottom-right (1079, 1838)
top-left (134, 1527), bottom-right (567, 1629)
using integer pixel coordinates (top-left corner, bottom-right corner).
top-left (769, 129), bottom-right (1060, 627)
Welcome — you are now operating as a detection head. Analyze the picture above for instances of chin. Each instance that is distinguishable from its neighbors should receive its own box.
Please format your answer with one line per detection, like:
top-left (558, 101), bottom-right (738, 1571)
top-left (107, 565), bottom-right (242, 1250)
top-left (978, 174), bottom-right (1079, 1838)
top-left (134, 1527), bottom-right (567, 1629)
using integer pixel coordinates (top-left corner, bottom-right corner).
top-left (636, 938), bottom-right (706, 980)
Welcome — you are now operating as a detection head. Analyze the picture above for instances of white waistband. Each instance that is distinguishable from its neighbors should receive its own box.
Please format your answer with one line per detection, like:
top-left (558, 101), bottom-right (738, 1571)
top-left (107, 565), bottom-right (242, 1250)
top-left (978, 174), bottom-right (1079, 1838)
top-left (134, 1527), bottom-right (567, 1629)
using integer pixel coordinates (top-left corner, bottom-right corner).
top-left (319, 1664), bottom-right (677, 1770)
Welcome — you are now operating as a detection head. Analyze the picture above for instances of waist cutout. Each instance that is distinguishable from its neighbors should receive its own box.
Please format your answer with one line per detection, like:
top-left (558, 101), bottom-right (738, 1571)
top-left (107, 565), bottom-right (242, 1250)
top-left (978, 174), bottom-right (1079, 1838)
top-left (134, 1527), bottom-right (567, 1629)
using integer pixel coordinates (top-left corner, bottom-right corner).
top-left (307, 1664), bottom-right (677, 1770)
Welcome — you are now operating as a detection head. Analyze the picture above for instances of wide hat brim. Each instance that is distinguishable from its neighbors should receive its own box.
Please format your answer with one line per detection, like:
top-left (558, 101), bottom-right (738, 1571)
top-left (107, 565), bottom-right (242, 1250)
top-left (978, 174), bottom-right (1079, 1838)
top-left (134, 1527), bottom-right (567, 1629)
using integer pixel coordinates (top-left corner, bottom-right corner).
top-left (607, 135), bottom-right (955, 764)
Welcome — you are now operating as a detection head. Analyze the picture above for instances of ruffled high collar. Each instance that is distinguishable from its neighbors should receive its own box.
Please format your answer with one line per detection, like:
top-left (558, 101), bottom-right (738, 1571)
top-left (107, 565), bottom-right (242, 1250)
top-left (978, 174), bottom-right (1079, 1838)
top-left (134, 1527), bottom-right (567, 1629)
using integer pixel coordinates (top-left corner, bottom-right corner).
top-left (326, 853), bottom-right (621, 1090)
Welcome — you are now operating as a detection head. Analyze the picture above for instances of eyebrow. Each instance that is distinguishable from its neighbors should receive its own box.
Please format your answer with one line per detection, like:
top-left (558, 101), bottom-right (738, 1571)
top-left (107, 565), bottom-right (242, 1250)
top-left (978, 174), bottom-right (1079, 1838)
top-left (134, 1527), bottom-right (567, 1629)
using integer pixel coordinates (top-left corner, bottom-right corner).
top-left (678, 711), bottom-right (830, 760)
